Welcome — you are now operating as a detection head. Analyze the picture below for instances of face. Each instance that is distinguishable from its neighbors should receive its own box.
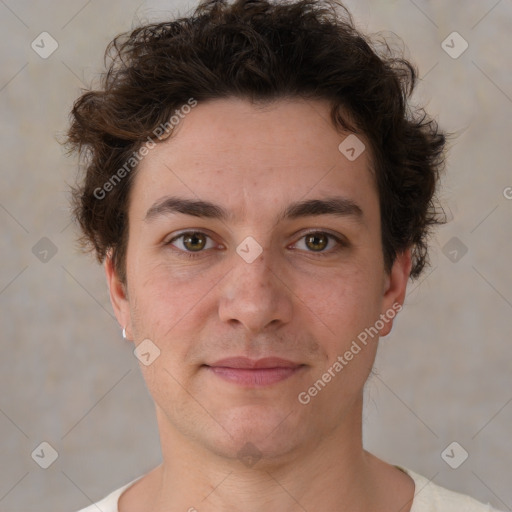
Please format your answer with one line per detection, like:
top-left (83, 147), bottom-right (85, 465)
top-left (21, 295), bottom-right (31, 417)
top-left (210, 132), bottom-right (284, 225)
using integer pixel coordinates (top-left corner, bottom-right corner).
top-left (106, 97), bottom-right (411, 464)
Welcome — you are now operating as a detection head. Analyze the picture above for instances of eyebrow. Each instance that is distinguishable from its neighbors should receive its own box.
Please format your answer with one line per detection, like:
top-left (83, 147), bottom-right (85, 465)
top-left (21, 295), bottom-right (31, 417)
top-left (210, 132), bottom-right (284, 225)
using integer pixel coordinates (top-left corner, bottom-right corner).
top-left (144, 195), bottom-right (364, 223)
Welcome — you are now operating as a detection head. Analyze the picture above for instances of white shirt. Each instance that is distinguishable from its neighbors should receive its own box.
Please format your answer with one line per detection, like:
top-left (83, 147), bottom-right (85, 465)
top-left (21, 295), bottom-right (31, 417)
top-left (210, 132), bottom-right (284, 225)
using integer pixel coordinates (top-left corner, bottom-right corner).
top-left (76, 466), bottom-right (502, 511)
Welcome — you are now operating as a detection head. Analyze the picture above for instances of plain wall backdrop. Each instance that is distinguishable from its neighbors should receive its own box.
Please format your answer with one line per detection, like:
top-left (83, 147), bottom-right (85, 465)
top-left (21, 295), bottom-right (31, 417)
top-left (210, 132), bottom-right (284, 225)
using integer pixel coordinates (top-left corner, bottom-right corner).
top-left (1, 0), bottom-right (511, 511)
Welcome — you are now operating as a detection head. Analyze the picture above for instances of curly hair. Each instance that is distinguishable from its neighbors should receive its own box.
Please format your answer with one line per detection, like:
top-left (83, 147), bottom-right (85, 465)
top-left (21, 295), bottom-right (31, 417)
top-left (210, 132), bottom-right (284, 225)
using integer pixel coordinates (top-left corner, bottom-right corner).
top-left (65, 0), bottom-right (446, 285)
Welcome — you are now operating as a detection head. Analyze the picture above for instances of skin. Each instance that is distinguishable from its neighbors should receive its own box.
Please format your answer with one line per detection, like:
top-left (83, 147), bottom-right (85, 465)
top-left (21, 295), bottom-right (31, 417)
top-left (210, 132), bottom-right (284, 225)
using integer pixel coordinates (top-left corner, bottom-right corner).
top-left (105, 97), bottom-right (415, 512)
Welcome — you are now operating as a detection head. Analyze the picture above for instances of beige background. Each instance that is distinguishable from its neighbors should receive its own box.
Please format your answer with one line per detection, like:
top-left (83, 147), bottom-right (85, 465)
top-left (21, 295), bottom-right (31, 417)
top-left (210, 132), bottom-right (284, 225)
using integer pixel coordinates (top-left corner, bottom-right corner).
top-left (0, 0), bottom-right (511, 511)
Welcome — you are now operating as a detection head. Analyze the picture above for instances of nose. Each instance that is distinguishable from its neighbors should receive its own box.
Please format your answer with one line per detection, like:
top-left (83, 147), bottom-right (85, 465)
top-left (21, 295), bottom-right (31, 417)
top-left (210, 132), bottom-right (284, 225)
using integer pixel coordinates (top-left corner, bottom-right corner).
top-left (218, 250), bottom-right (293, 334)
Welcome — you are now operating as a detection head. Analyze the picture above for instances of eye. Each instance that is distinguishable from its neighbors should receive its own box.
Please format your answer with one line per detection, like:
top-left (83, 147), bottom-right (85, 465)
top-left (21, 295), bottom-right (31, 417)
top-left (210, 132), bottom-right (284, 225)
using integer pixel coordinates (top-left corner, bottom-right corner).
top-left (165, 230), bottom-right (346, 259)
top-left (292, 231), bottom-right (345, 255)
top-left (166, 231), bottom-right (217, 255)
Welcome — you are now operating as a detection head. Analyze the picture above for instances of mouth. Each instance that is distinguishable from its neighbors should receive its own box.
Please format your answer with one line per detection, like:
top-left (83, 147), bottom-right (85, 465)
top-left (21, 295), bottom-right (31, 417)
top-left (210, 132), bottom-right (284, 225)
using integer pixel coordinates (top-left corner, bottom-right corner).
top-left (204, 357), bottom-right (306, 387)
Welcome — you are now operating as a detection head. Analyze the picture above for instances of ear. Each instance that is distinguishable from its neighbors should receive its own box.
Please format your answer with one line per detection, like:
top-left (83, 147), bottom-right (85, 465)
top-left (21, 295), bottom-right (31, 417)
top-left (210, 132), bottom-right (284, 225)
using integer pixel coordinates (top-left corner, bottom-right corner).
top-left (105, 252), bottom-right (132, 340)
top-left (379, 249), bottom-right (412, 337)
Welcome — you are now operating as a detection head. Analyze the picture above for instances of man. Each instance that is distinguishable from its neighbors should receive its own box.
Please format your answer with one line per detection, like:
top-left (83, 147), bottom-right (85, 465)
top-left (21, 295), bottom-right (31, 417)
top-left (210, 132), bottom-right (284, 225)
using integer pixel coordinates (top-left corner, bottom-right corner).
top-left (67, 0), bottom-right (502, 510)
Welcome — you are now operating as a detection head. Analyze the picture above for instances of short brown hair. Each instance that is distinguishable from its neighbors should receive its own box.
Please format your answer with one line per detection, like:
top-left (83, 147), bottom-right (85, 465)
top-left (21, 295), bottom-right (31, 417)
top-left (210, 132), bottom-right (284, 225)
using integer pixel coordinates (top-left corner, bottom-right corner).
top-left (65, 0), bottom-right (446, 285)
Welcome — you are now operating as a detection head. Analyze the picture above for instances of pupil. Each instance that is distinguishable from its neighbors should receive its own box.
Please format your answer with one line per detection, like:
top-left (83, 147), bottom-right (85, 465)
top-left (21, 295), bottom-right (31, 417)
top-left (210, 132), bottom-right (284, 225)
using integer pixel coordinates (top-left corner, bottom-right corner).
top-left (184, 233), bottom-right (205, 251)
top-left (307, 234), bottom-right (327, 251)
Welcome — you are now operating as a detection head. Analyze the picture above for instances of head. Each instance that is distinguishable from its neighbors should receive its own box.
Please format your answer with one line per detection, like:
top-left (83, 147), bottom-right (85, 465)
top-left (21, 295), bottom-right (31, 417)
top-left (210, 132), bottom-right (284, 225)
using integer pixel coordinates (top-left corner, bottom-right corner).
top-left (66, 0), bottom-right (445, 464)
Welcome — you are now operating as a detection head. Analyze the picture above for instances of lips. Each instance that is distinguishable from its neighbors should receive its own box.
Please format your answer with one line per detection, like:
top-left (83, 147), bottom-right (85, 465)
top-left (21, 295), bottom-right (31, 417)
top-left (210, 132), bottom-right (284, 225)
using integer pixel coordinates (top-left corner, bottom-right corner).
top-left (208, 357), bottom-right (301, 369)
top-left (205, 357), bottom-right (305, 386)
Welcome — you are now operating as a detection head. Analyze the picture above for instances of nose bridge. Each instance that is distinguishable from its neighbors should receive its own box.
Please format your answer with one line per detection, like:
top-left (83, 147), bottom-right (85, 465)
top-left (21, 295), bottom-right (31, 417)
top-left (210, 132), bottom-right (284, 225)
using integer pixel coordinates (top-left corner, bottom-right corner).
top-left (218, 248), bottom-right (293, 332)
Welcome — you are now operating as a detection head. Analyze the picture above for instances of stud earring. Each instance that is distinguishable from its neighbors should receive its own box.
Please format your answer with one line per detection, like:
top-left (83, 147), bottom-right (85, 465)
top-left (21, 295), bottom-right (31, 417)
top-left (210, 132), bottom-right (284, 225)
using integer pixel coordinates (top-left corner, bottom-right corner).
top-left (122, 327), bottom-right (127, 339)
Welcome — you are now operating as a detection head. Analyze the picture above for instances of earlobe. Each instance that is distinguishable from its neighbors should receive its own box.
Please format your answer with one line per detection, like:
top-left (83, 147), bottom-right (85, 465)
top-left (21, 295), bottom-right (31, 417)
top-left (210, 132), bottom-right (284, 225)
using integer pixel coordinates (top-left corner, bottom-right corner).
top-left (379, 249), bottom-right (412, 337)
top-left (104, 253), bottom-right (132, 339)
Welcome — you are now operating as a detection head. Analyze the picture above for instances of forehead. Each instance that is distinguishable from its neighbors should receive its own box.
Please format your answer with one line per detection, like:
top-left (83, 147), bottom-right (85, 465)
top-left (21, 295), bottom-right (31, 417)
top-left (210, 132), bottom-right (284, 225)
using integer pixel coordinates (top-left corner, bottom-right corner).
top-left (129, 97), bottom-right (377, 223)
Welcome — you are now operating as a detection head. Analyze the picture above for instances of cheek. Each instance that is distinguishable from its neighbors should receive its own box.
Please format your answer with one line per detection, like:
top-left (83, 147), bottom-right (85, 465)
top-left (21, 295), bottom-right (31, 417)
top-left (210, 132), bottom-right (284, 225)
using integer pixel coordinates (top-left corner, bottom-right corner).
top-left (128, 259), bottom-right (221, 338)
top-left (127, 263), bottom-right (212, 394)
top-left (299, 272), bottom-right (383, 393)
top-left (295, 263), bottom-right (383, 344)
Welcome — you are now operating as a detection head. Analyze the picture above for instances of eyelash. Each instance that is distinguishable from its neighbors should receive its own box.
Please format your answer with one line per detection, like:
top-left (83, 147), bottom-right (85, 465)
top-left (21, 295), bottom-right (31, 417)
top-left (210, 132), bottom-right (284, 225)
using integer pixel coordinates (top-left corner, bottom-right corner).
top-left (165, 230), bottom-right (346, 259)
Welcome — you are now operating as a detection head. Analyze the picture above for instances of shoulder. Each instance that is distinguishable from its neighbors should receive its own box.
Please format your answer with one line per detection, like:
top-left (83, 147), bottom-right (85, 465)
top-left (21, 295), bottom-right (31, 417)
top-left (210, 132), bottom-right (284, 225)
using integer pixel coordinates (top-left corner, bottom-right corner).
top-left (398, 466), bottom-right (503, 512)
top-left (74, 477), bottom-right (141, 512)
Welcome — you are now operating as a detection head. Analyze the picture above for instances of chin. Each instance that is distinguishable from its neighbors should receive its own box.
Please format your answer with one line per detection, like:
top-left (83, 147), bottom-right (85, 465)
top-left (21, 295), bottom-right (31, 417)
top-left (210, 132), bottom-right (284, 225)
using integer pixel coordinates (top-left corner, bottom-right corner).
top-left (200, 404), bottom-right (310, 466)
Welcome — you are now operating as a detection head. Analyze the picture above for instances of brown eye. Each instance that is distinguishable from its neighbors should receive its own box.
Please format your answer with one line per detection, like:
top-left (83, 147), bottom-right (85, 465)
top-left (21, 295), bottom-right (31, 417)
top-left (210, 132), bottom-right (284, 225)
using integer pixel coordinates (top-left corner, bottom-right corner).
top-left (305, 233), bottom-right (329, 252)
top-left (182, 232), bottom-right (208, 252)
top-left (292, 231), bottom-right (345, 256)
top-left (168, 231), bottom-right (215, 255)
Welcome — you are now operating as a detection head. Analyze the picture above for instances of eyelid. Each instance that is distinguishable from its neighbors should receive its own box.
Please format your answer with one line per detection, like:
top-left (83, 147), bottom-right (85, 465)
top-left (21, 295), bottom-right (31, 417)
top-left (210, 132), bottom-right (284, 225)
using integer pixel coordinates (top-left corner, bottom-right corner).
top-left (165, 230), bottom-right (219, 248)
top-left (292, 228), bottom-right (347, 242)
top-left (289, 229), bottom-right (347, 253)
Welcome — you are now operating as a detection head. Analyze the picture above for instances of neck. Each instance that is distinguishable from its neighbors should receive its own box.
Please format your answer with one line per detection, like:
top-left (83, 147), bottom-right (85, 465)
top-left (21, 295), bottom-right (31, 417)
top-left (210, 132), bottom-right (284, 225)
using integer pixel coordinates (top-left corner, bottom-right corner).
top-left (146, 398), bottom-right (382, 512)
